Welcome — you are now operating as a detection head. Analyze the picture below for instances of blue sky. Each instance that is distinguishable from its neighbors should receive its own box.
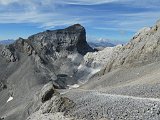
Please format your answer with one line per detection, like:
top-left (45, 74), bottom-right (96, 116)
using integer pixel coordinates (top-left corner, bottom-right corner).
top-left (0, 0), bottom-right (160, 44)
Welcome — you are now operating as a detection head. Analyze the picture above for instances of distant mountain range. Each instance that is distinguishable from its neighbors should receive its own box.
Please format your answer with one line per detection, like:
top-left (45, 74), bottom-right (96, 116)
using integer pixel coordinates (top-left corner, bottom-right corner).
top-left (88, 41), bottom-right (115, 48)
top-left (0, 39), bottom-right (15, 45)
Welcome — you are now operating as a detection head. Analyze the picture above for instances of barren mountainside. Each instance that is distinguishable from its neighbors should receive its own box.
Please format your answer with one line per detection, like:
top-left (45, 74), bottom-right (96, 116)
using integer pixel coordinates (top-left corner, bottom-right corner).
top-left (1, 20), bottom-right (160, 120)
top-left (0, 24), bottom-right (94, 120)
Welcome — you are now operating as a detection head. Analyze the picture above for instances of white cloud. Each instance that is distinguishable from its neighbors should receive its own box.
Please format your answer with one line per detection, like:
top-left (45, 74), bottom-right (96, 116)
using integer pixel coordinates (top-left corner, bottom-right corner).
top-left (0, 12), bottom-right (54, 23)
top-left (0, 11), bottom-right (87, 28)
top-left (59, 0), bottom-right (121, 5)
top-left (0, 0), bottom-right (19, 5)
top-left (97, 38), bottom-right (110, 42)
top-left (0, 0), bottom-right (103, 29)
top-left (0, 0), bottom-right (120, 6)
top-left (39, 18), bottom-right (89, 29)
top-left (127, 0), bottom-right (160, 8)
top-left (0, 0), bottom-right (159, 30)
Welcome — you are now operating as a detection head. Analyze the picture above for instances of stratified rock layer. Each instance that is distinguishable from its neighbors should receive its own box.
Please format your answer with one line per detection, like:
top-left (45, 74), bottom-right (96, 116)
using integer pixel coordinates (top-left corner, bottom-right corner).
top-left (103, 20), bottom-right (160, 73)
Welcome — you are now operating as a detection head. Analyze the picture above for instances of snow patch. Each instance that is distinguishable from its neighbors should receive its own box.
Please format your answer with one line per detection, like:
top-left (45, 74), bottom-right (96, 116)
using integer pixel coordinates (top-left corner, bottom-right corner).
top-left (90, 68), bottom-right (101, 75)
top-left (7, 96), bottom-right (13, 103)
top-left (78, 64), bottom-right (83, 70)
top-left (67, 54), bottom-right (83, 65)
top-left (68, 84), bottom-right (80, 89)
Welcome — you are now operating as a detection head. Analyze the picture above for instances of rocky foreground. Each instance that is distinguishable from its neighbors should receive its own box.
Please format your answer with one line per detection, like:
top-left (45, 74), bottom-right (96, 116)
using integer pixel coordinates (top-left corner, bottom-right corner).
top-left (1, 20), bottom-right (160, 120)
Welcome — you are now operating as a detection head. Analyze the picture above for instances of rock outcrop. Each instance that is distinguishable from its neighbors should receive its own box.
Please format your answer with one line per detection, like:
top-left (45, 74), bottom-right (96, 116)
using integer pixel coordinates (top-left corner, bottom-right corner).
top-left (5, 24), bottom-right (93, 60)
top-left (40, 82), bottom-right (59, 103)
top-left (85, 20), bottom-right (160, 77)
top-left (0, 24), bottom-right (93, 120)
top-left (1, 45), bottom-right (18, 62)
top-left (27, 24), bottom-right (93, 56)
top-left (66, 21), bottom-right (160, 82)
top-left (83, 45), bottom-right (122, 69)
top-left (26, 82), bottom-right (75, 120)
top-left (0, 24), bottom-right (94, 89)
top-left (106, 20), bottom-right (160, 71)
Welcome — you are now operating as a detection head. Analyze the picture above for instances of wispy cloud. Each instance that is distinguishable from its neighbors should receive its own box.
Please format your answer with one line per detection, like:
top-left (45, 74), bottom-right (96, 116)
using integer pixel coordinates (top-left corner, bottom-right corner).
top-left (94, 27), bottom-right (137, 32)
top-left (0, 0), bottom-right (123, 6)
top-left (0, 0), bottom-right (160, 42)
top-left (0, 0), bottom-right (19, 5)
top-left (59, 0), bottom-right (121, 5)
top-left (0, 0), bottom-right (159, 29)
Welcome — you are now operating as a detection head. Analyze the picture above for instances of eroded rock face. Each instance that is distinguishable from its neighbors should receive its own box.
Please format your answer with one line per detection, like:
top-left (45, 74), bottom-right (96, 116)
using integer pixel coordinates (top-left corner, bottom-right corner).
top-left (27, 82), bottom-right (75, 120)
top-left (99, 20), bottom-right (160, 74)
top-left (39, 82), bottom-right (74, 113)
top-left (25, 24), bottom-right (92, 57)
top-left (0, 24), bottom-right (94, 89)
top-left (1, 24), bottom-right (93, 62)
top-left (40, 82), bottom-right (59, 103)
top-left (83, 45), bottom-right (122, 69)
top-left (81, 20), bottom-right (160, 78)
top-left (1, 46), bottom-right (18, 62)
top-left (0, 24), bottom-right (94, 120)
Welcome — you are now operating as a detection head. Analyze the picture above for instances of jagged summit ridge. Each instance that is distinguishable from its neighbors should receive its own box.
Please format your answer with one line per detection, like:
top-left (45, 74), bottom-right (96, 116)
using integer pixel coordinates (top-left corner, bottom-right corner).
top-left (0, 24), bottom-right (95, 120)
top-left (26, 24), bottom-right (93, 56)
top-left (0, 24), bottom-right (95, 93)
top-left (1, 24), bottom-right (93, 62)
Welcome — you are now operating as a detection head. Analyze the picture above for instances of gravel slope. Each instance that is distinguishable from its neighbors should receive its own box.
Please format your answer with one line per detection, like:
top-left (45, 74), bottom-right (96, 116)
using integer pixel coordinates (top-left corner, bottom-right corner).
top-left (64, 89), bottom-right (160, 120)
top-left (61, 60), bottom-right (160, 120)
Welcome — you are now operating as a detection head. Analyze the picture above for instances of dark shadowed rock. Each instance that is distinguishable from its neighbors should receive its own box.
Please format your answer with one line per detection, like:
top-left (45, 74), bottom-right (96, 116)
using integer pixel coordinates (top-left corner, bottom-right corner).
top-left (0, 24), bottom-right (94, 89)
top-left (1, 24), bottom-right (93, 62)
top-left (26, 82), bottom-right (75, 120)
top-left (40, 82), bottom-right (59, 103)
top-left (26, 24), bottom-right (93, 57)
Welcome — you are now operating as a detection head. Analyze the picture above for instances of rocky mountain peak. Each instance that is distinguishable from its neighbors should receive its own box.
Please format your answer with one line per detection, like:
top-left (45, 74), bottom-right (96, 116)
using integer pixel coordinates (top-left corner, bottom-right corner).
top-left (26, 24), bottom-right (92, 56)
top-left (0, 24), bottom-right (96, 92)
top-left (65, 24), bottom-right (85, 31)
top-left (1, 24), bottom-right (93, 62)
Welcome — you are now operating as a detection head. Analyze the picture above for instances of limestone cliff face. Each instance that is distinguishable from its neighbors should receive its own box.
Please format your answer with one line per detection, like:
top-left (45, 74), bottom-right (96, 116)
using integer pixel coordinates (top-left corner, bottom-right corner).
top-left (27, 24), bottom-right (93, 56)
top-left (1, 24), bottom-right (93, 61)
top-left (0, 24), bottom-right (93, 120)
top-left (81, 20), bottom-right (160, 77)
top-left (97, 20), bottom-right (160, 74)
top-left (0, 24), bottom-right (94, 89)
